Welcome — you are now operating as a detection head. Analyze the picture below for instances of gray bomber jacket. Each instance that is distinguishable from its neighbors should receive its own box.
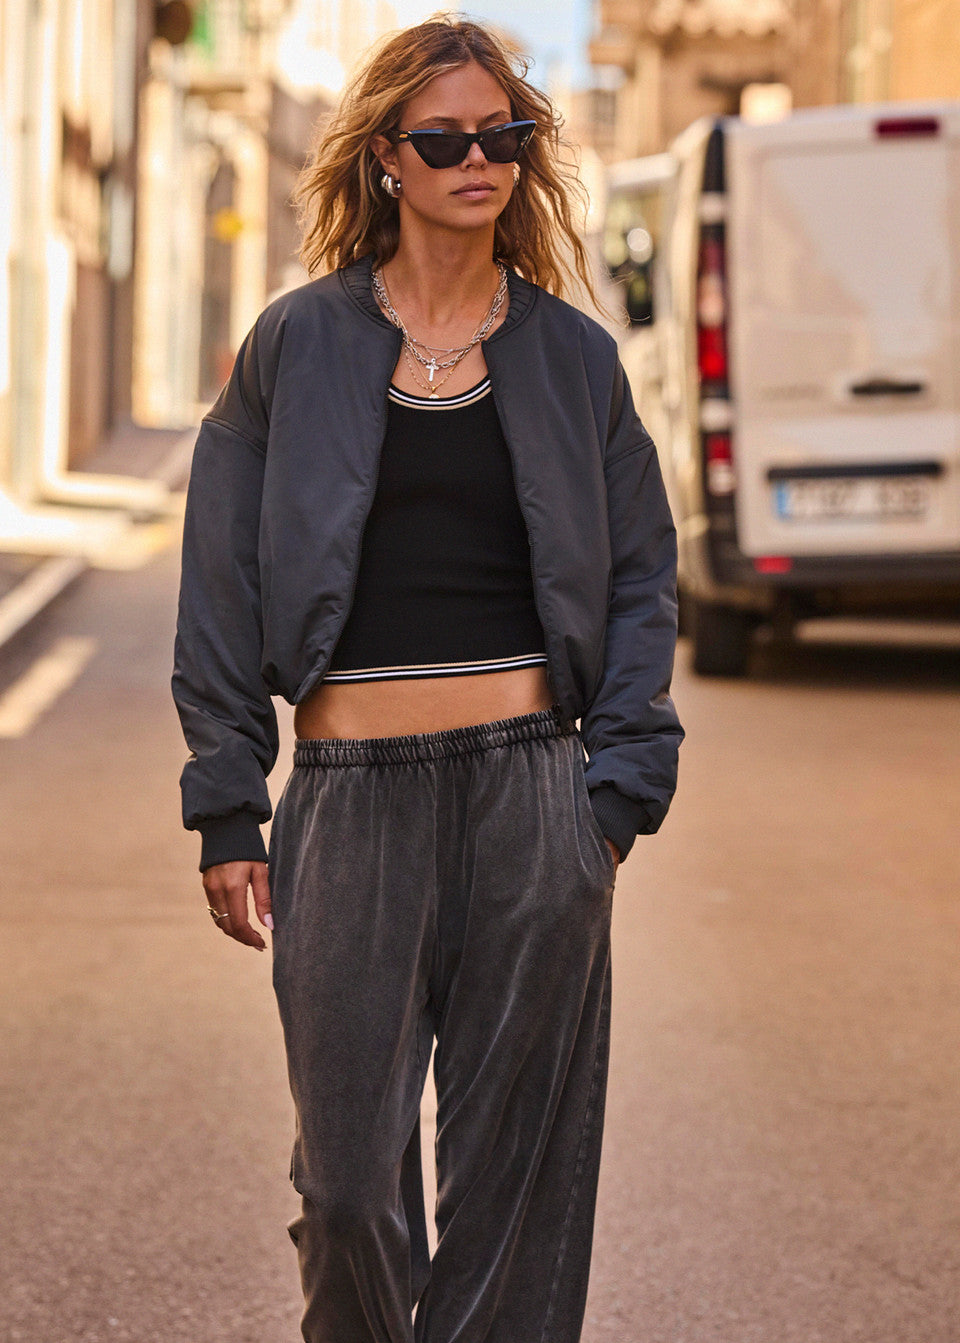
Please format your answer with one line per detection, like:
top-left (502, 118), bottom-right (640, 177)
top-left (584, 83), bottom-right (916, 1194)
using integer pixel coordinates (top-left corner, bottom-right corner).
top-left (172, 255), bottom-right (684, 871)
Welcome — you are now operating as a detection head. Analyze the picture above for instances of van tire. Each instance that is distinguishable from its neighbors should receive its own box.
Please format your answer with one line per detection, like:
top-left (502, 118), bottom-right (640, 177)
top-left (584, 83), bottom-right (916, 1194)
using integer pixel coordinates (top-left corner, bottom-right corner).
top-left (676, 587), bottom-right (693, 638)
top-left (690, 600), bottom-right (752, 676)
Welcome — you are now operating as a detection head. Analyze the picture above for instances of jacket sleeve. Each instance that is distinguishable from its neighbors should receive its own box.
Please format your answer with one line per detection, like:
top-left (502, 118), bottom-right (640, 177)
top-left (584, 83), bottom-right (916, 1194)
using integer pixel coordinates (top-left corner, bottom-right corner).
top-left (172, 320), bottom-right (279, 872)
top-left (582, 358), bottom-right (684, 859)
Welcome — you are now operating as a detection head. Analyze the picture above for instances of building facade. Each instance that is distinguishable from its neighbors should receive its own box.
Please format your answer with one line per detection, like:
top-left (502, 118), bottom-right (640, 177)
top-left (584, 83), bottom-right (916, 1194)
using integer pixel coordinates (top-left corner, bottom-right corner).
top-left (0, 0), bottom-right (400, 530)
top-left (1, 0), bottom-right (157, 497)
top-left (587, 0), bottom-right (793, 161)
top-left (587, 0), bottom-right (960, 161)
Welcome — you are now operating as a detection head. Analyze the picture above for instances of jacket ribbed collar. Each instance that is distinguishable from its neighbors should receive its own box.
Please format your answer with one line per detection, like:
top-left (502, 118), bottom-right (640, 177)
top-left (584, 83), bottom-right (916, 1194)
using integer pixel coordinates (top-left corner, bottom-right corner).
top-left (338, 252), bottom-right (538, 343)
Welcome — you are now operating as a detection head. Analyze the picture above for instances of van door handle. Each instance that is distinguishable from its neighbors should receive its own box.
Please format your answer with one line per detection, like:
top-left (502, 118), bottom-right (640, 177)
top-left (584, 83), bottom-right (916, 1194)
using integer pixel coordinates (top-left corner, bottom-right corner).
top-left (848, 376), bottom-right (926, 396)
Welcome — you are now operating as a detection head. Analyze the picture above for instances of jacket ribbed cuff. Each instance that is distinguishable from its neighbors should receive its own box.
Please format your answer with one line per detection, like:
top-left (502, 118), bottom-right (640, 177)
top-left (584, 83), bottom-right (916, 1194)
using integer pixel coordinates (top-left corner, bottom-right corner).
top-left (198, 812), bottom-right (268, 872)
top-left (587, 786), bottom-right (653, 863)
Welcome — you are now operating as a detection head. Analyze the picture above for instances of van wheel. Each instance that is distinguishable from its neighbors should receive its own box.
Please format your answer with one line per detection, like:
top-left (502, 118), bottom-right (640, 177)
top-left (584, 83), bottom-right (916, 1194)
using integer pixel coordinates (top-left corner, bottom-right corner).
top-left (690, 601), bottom-right (752, 676)
top-left (676, 588), bottom-right (693, 638)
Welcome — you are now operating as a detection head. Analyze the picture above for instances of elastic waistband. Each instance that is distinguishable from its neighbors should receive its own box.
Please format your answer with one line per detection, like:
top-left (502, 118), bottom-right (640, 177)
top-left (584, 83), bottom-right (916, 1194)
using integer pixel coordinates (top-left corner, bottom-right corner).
top-left (293, 705), bottom-right (574, 768)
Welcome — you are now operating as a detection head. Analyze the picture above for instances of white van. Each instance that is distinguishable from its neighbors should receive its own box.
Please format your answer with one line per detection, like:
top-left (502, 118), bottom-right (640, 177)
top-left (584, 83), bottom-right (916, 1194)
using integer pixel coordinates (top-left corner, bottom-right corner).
top-left (603, 101), bottom-right (960, 674)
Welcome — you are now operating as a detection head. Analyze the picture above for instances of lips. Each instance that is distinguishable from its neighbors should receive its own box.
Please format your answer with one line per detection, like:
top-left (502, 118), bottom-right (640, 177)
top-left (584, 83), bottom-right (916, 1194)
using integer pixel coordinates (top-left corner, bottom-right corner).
top-left (453, 182), bottom-right (495, 196)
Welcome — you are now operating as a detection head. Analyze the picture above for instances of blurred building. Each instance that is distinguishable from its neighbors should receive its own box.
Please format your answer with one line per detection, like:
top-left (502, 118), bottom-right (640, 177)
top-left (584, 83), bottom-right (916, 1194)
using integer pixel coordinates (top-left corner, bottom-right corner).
top-left (825, 0), bottom-right (960, 103)
top-left (1, 0), bottom-right (403, 531)
top-left (136, 0), bottom-right (325, 425)
top-left (2, 0), bottom-right (157, 505)
top-left (585, 0), bottom-right (960, 159)
top-left (585, 0), bottom-right (792, 160)
top-left (143, 0), bottom-right (403, 423)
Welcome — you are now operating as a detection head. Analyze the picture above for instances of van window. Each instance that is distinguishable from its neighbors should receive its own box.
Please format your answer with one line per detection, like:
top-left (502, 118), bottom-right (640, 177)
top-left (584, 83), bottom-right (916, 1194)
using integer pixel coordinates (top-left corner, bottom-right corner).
top-left (756, 143), bottom-right (951, 350)
top-left (602, 187), bottom-right (665, 326)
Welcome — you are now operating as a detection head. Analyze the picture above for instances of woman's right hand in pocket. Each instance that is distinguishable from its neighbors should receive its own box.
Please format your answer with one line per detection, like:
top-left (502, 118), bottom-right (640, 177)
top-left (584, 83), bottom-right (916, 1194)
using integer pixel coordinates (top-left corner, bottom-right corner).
top-left (202, 861), bottom-right (273, 950)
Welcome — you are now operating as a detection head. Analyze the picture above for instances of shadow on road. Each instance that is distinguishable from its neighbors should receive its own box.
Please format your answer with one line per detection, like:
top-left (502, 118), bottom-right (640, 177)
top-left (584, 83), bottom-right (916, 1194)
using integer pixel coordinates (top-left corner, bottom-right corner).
top-left (728, 633), bottom-right (960, 694)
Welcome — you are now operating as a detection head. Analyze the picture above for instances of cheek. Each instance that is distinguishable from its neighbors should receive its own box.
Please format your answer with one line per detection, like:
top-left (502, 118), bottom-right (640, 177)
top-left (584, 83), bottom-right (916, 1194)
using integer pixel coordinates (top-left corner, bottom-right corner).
top-left (402, 165), bottom-right (452, 205)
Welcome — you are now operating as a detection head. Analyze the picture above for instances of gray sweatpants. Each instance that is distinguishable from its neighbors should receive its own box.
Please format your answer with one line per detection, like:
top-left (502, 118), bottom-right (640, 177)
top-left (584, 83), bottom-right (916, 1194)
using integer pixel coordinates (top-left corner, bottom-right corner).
top-left (268, 707), bottom-right (617, 1343)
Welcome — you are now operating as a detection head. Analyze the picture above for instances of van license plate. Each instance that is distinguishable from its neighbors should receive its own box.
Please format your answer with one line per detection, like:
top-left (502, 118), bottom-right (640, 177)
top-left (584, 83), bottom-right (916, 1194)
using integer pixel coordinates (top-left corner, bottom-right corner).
top-left (774, 477), bottom-right (930, 521)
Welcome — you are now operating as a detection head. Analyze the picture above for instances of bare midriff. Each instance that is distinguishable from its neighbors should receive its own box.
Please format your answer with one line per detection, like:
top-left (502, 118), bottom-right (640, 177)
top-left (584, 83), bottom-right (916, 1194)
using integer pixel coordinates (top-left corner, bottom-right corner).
top-left (293, 665), bottom-right (555, 740)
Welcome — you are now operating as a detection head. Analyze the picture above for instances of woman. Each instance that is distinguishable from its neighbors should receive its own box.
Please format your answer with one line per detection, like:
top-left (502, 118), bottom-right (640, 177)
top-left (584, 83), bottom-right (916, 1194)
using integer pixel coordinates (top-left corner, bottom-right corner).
top-left (173, 14), bottom-right (683, 1342)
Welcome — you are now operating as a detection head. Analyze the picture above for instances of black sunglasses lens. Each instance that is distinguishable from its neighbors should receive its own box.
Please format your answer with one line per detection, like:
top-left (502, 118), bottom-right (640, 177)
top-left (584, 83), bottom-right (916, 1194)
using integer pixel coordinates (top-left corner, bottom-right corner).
top-left (411, 133), bottom-right (470, 169)
top-left (481, 124), bottom-right (530, 163)
top-left (403, 123), bottom-right (534, 169)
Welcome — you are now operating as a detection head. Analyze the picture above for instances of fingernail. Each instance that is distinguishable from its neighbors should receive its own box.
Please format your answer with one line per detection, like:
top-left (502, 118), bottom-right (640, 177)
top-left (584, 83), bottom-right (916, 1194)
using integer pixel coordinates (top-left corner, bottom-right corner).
top-left (264, 913), bottom-right (274, 931)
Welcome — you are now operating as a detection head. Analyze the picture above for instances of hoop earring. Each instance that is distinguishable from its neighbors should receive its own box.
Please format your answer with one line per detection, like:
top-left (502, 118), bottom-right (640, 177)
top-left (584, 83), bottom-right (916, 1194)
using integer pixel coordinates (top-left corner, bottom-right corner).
top-left (512, 162), bottom-right (521, 185)
top-left (380, 172), bottom-right (402, 199)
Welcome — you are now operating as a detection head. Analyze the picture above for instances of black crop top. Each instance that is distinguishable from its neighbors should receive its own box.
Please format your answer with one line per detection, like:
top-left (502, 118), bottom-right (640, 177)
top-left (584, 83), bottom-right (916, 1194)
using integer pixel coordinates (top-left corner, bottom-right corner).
top-left (325, 376), bottom-right (547, 682)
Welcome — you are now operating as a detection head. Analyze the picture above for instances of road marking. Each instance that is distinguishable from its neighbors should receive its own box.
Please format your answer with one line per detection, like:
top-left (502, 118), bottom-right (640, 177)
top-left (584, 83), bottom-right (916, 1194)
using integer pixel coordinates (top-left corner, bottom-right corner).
top-left (0, 635), bottom-right (97, 738)
top-left (0, 555), bottom-right (85, 648)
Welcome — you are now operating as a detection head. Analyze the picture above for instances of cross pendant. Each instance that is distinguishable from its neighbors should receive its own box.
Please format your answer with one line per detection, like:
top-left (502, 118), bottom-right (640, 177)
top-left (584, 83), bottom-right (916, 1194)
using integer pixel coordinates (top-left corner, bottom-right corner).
top-left (426, 359), bottom-right (438, 383)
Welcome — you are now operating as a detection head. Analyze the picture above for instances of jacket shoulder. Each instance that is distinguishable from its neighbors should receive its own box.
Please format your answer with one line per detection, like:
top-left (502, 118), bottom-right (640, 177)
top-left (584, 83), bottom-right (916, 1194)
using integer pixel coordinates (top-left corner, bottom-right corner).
top-left (253, 268), bottom-right (351, 337)
top-left (523, 282), bottom-right (619, 357)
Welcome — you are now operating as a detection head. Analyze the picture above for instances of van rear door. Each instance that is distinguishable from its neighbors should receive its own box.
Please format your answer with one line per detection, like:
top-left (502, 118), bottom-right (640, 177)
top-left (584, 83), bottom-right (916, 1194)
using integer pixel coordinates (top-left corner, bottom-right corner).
top-left (725, 103), bottom-right (960, 559)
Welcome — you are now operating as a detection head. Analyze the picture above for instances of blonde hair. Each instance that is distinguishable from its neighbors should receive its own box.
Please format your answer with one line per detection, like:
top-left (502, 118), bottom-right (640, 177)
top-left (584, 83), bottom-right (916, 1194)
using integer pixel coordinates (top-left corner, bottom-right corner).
top-left (291, 12), bottom-right (602, 309)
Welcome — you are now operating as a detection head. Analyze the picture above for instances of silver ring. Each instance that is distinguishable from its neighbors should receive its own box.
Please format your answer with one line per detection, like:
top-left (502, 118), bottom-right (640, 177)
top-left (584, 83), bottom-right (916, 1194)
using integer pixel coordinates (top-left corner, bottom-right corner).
top-left (207, 905), bottom-right (230, 923)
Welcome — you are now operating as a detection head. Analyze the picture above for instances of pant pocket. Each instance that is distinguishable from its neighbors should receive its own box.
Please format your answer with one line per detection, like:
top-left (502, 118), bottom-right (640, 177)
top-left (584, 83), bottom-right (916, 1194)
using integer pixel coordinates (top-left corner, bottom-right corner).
top-left (569, 742), bottom-right (617, 885)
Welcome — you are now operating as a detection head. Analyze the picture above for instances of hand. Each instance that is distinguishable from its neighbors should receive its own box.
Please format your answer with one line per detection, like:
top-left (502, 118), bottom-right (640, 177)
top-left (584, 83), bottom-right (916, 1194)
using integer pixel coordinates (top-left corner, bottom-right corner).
top-left (605, 838), bottom-right (621, 870)
top-left (202, 861), bottom-right (273, 950)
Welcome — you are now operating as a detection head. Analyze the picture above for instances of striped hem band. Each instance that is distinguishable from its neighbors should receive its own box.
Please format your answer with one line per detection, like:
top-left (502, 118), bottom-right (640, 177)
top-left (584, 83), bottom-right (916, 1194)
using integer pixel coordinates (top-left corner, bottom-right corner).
top-left (323, 652), bottom-right (549, 684)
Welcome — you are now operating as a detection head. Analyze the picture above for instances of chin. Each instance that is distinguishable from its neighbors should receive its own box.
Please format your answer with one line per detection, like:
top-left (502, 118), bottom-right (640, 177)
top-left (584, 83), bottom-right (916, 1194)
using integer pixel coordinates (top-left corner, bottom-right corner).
top-left (446, 197), bottom-right (505, 224)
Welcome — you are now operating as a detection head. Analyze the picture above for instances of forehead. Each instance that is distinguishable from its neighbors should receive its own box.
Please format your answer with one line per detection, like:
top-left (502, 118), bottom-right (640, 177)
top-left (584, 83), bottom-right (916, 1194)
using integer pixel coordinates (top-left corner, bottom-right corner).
top-left (402, 60), bottom-right (511, 124)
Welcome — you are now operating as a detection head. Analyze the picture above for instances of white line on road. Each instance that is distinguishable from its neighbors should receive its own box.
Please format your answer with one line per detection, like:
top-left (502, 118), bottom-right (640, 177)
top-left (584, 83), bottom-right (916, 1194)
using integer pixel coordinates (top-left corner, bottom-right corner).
top-left (0, 555), bottom-right (86, 648)
top-left (0, 635), bottom-right (98, 738)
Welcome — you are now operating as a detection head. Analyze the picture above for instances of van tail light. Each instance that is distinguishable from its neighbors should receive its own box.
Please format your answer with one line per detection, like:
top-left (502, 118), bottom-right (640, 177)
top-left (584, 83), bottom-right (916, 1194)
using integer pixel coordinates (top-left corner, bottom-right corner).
top-left (705, 432), bottom-right (735, 495)
top-left (874, 116), bottom-right (939, 138)
top-left (698, 323), bottom-right (727, 381)
top-left (699, 125), bottom-right (735, 505)
top-left (754, 555), bottom-right (793, 575)
top-left (697, 221), bottom-right (732, 495)
top-left (696, 235), bottom-right (728, 382)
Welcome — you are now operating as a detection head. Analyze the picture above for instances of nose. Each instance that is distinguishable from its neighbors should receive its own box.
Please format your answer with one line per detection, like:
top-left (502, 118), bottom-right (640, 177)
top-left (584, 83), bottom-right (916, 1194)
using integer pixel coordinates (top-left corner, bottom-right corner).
top-left (464, 137), bottom-right (487, 168)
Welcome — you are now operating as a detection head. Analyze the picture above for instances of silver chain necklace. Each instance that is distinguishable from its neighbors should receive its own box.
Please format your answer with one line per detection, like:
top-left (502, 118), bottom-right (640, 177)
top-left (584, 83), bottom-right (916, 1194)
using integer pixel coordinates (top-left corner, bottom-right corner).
top-left (372, 264), bottom-right (508, 397)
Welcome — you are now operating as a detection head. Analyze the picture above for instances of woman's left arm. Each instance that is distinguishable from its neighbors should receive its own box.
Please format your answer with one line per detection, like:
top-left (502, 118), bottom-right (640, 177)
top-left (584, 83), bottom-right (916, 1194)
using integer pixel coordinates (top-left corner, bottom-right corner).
top-left (581, 359), bottom-right (685, 863)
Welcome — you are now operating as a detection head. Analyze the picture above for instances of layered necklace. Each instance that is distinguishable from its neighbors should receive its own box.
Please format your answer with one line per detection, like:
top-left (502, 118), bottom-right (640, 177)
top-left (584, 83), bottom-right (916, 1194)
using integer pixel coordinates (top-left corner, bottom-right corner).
top-left (372, 263), bottom-right (508, 399)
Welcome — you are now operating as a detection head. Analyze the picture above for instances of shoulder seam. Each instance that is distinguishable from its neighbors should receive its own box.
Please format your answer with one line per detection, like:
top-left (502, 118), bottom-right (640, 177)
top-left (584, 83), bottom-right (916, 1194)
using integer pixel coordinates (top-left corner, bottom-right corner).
top-left (201, 413), bottom-right (267, 453)
top-left (606, 431), bottom-right (655, 469)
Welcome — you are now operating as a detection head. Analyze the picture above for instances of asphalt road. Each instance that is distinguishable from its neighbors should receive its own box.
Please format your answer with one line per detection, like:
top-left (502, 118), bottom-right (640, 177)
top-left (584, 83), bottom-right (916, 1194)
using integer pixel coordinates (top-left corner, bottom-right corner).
top-left (1, 541), bottom-right (958, 1343)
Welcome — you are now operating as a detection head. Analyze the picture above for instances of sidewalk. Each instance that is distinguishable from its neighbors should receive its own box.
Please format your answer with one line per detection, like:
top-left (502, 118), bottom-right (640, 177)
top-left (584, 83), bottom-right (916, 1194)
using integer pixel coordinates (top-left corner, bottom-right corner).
top-left (0, 419), bottom-right (194, 650)
top-left (86, 419), bottom-right (195, 489)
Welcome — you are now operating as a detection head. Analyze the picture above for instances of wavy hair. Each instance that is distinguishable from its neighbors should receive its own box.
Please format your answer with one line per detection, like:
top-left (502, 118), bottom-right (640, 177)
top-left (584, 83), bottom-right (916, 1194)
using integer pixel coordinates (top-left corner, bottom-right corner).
top-left (291, 12), bottom-right (603, 309)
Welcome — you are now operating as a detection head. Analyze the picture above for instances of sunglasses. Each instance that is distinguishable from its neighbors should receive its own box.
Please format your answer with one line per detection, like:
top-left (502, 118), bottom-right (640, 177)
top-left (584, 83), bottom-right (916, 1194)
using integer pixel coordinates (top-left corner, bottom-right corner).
top-left (393, 120), bottom-right (536, 170)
